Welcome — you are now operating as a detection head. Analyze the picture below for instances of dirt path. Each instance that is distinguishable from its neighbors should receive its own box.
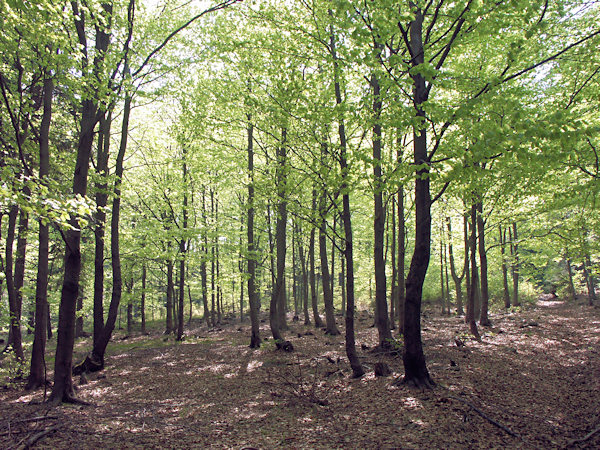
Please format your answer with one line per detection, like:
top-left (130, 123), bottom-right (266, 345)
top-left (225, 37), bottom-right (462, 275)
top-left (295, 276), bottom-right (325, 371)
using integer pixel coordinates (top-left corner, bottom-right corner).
top-left (1, 298), bottom-right (599, 449)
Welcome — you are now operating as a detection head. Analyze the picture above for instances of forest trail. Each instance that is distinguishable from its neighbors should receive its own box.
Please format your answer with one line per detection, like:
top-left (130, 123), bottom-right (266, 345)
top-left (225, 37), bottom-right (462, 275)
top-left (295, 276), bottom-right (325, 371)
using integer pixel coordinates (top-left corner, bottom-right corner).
top-left (1, 298), bottom-right (599, 449)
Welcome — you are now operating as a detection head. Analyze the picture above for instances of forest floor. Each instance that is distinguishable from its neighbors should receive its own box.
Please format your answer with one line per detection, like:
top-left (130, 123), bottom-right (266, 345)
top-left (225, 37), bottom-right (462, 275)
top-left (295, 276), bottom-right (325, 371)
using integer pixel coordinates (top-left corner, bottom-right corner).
top-left (1, 297), bottom-right (600, 449)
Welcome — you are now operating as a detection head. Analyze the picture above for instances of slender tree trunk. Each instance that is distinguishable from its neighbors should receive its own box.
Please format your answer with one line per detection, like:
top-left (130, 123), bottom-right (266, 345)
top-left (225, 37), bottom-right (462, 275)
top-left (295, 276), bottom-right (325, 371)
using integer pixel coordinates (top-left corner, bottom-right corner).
top-left (177, 146), bottom-right (188, 341)
top-left (166, 259), bottom-right (174, 334)
top-left (211, 189), bottom-right (216, 326)
top-left (27, 75), bottom-right (53, 390)
top-left (309, 190), bottom-right (324, 328)
top-left (246, 116), bottom-right (260, 347)
top-left (467, 204), bottom-right (481, 339)
top-left (329, 14), bottom-right (364, 377)
top-left (565, 249), bottom-right (576, 300)
top-left (499, 225), bottom-right (511, 308)
top-left (390, 196), bottom-right (398, 326)
top-left (292, 224), bottom-right (299, 320)
top-left (93, 111), bottom-right (110, 348)
top-left (397, 180), bottom-right (406, 335)
top-left (319, 176), bottom-right (339, 335)
top-left (510, 222), bottom-right (520, 307)
top-left (440, 240), bottom-right (446, 315)
top-left (4, 206), bottom-right (23, 361)
top-left (477, 203), bottom-right (490, 326)
top-left (201, 189), bottom-right (210, 327)
top-left (297, 224), bottom-right (311, 325)
top-left (447, 216), bottom-right (465, 315)
top-left (371, 72), bottom-right (392, 349)
top-left (141, 264), bottom-right (146, 334)
top-left (270, 129), bottom-right (288, 343)
top-left (585, 253), bottom-right (596, 304)
top-left (126, 277), bottom-right (133, 336)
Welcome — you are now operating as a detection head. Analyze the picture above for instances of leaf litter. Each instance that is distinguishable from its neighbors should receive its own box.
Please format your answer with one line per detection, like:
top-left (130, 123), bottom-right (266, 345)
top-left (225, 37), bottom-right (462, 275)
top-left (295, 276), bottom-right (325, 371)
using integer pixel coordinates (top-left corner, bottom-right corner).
top-left (1, 297), bottom-right (599, 449)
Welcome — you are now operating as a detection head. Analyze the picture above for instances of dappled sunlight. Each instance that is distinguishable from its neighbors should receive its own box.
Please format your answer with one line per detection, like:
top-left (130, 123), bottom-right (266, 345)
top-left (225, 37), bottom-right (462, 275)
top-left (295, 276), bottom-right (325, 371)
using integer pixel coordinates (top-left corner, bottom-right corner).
top-left (402, 396), bottom-right (424, 410)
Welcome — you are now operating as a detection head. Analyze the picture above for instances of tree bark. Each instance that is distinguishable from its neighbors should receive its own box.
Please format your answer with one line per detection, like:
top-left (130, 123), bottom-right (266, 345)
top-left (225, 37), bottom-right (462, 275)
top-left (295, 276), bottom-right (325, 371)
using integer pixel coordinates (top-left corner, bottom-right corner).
top-left (141, 264), bottom-right (146, 334)
top-left (246, 117), bottom-right (260, 348)
top-left (510, 222), bottom-right (520, 307)
top-left (176, 146), bottom-right (188, 341)
top-left (329, 12), bottom-right (364, 377)
top-left (477, 202), bottom-right (490, 326)
top-left (27, 75), bottom-right (53, 390)
top-left (499, 225), bottom-right (511, 308)
top-left (270, 129), bottom-right (288, 343)
top-left (309, 190), bottom-right (324, 328)
top-left (466, 204), bottom-right (481, 339)
top-left (371, 72), bottom-right (392, 349)
top-left (319, 173), bottom-right (339, 335)
top-left (4, 206), bottom-right (23, 361)
top-left (402, 6), bottom-right (434, 388)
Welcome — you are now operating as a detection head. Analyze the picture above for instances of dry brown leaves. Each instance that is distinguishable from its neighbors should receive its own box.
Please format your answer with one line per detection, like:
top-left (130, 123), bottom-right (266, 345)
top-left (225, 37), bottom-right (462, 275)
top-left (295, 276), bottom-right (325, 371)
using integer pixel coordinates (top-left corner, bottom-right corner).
top-left (1, 298), bottom-right (599, 449)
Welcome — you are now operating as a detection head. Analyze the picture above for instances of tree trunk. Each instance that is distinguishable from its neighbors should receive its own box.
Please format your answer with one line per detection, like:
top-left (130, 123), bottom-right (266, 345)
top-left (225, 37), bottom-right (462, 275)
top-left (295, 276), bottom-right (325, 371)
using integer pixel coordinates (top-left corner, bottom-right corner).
top-left (499, 225), bottom-right (511, 308)
top-left (565, 249), bottom-right (576, 300)
top-left (27, 75), bottom-right (52, 390)
top-left (585, 253), bottom-right (596, 304)
top-left (166, 259), bottom-right (174, 334)
top-left (201, 189), bottom-right (210, 327)
top-left (177, 146), bottom-right (188, 341)
top-left (466, 204), bottom-right (481, 339)
top-left (397, 181), bottom-right (406, 335)
top-left (4, 206), bottom-right (23, 361)
top-left (141, 264), bottom-right (146, 334)
top-left (51, 2), bottom-right (112, 404)
top-left (329, 12), bottom-right (364, 376)
top-left (246, 117), bottom-right (261, 348)
top-left (477, 202), bottom-right (490, 326)
top-left (270, 129), bottom-right (288, 343)
top-left (309, 190), bottom-right (325, 328)
top-left (372, 72), bottom-right (392, 349)
top-left (93, 111), bottom-right (110, 348)
top-left (319, 179), bottom-right (339, 335)
top-left (402, 7), bottom-right (434, 388)
top-left (297, 224), bottom-right (311, 326)
top-left (510, 222), bottom-right (520, 307)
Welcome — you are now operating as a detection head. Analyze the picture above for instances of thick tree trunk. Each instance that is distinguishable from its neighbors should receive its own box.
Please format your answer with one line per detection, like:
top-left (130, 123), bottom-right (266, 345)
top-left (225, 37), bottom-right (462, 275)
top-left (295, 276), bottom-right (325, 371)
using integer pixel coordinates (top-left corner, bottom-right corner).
top-left (27, 76), bottom-right (53, 390)
top-left (371, 72), bottom-right (392, 349)
top-left (50, 99), bottom-right (98, 403)
top-left (402, 7), bottom-right (433, 388)
top-left (477, 203), bottom-right (490, 326)
top-left (246, 117), bottom-right (261, 348)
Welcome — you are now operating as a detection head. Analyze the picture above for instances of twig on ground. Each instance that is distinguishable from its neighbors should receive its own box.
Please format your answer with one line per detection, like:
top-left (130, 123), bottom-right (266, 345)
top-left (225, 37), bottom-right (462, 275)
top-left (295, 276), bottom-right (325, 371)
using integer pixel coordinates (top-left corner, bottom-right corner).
top-left (12, 425), bottom-right (59, 450)
top-left (6, 415), bottom-right (58, 426)
top-left (565, 424), bottom-right (600, 448)
top-left (448, 395), bottom-right (521, 438)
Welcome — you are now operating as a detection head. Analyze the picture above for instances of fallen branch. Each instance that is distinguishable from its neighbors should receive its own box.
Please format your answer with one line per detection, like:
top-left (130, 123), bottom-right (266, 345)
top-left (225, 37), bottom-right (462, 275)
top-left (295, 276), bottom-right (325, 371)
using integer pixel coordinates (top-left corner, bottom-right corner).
top-left (15, 425), bottom-right (59, 450)
top-left (448, 395), bottom-right (520, 438)
top-left (565, 424), bottom-right (600, 448)
top-left (7, 415), bottom-right (58, 426)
